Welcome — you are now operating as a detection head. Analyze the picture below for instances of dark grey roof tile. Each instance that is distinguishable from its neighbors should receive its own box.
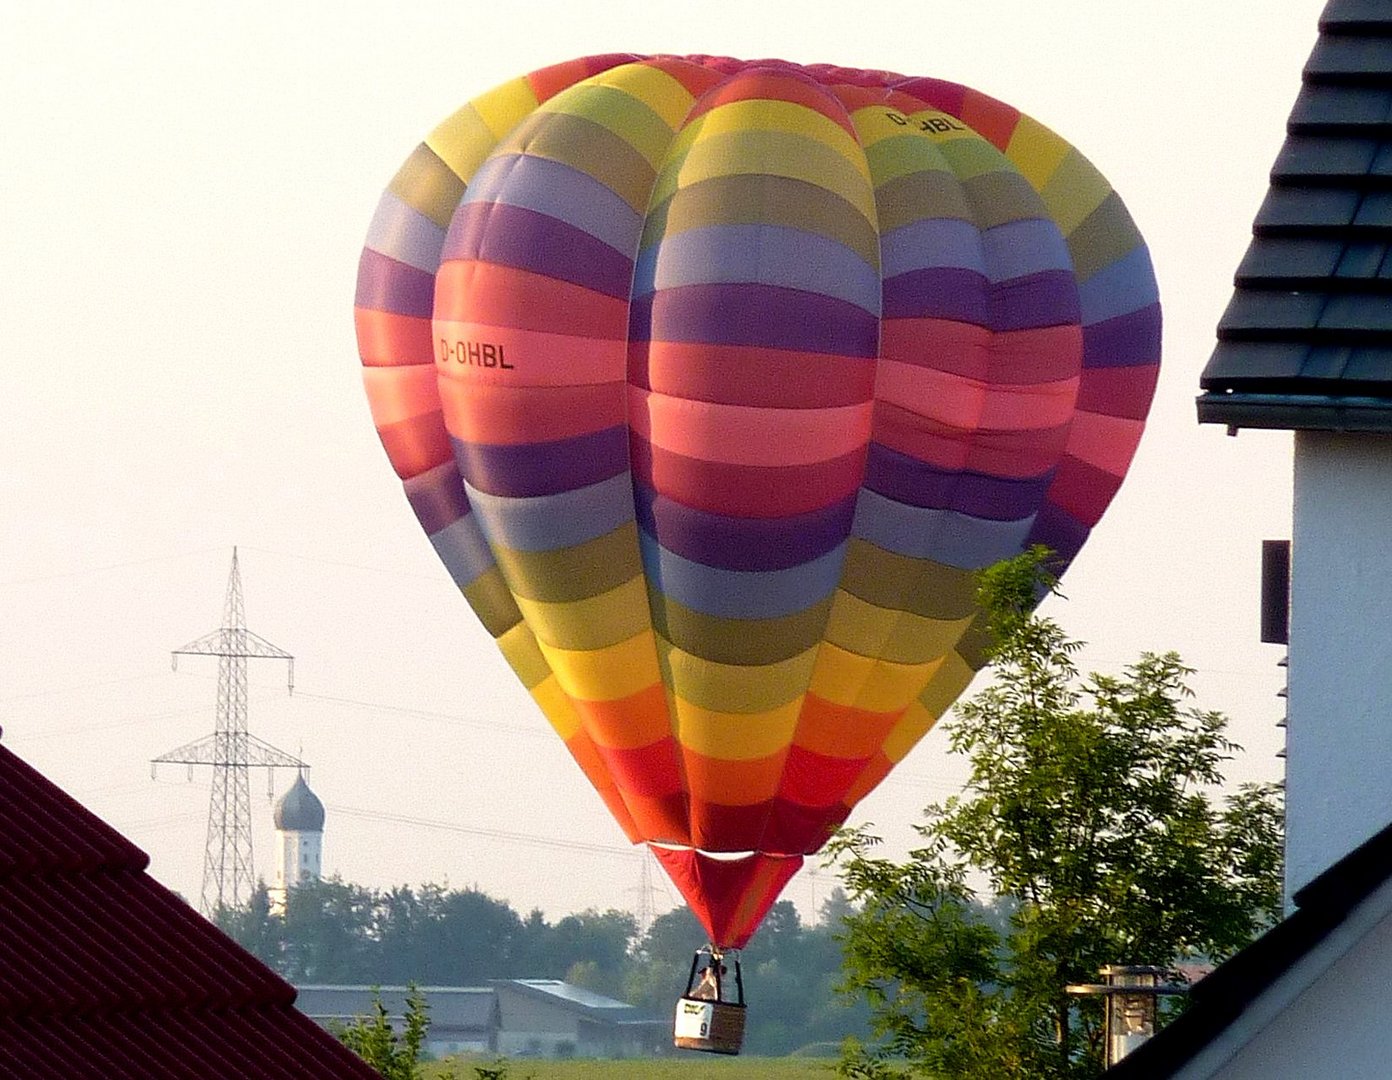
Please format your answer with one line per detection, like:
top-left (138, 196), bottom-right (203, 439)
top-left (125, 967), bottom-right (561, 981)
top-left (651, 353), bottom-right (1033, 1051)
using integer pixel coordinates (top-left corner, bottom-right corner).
top-left (1237, 238), bottom-right (1343, 281)
top-left (1273, 135), bottom-right (1378, 178)
top-left (1201, 341), bottom-right (1310, 384)
top-left (1219, 290), bottom-right (1328, 334)
top-left (1353, 189), bottom-right (1392, 225)
top-left (1255, 185), bottom-right (1362, 230)
top-left (1321, 0), bottom-right (1392, 29)
top-left (1334, 241), bottom-right (1390, 276)
top-left (1317, 292), bottom-right (1392, 330)
top-left (1340, 345), bottom-right (1392, 379)
top-left (1306, 34), bottom-right (1392, 81)
top-left (1290, 84), bottom-right (1392, 129)
top-left (1299, 345), bottom-right (1356, 379)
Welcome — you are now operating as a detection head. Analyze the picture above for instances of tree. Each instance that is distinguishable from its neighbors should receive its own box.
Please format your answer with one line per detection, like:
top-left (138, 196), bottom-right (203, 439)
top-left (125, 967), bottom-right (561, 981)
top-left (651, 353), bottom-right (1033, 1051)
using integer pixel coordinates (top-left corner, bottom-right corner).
top-left (828, 549), bottom-right (1284, 1079)
top-left (336, 984), bottom-right (444, 1080)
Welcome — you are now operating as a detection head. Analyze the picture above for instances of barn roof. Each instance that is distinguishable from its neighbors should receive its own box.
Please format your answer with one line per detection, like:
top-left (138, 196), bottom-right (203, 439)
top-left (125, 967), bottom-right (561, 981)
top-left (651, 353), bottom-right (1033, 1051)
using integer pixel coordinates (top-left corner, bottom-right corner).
top-left (1197, 0), bottom-right (1392, 432)
top-left (0, 740), bottom-right (380, 1080)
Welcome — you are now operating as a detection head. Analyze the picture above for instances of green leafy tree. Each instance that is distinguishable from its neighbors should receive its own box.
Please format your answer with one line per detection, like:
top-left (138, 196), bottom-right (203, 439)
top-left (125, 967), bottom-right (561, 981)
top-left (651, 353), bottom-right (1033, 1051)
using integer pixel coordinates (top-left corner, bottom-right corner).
top-left (336, 985), bottom-right (447, 1080)
top-left (828, 549), bottom-right (1284, 1079)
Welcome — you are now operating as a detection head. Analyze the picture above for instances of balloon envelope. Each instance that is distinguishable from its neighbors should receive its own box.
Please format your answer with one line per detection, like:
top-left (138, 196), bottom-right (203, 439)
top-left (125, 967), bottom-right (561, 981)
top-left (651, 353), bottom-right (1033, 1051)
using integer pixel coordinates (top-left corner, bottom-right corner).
top-left (355, 54), bottom-right (1160, 949)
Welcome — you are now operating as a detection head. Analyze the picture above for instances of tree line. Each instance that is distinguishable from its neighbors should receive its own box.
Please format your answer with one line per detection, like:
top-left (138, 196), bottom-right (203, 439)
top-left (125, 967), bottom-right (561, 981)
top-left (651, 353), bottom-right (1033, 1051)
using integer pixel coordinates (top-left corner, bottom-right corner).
top-left (217, 879), bottom-right (872, 1056)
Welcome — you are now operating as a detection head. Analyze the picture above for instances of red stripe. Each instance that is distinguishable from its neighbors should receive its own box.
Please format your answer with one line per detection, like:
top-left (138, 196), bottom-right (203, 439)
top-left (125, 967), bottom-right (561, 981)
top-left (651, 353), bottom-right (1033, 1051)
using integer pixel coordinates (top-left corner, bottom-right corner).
top-left (1045, 455), bottom-right (1123, 527)
top-left (685, 68), bottom-right (858, 141)
top-left (375, 413), bottom-right (453, 479)
top-left (631, 434), bottom-right (867, 518)
top-left (629, 339), bottom-right (876, 408)
top-left (959, 88), bottom-right (1022, 151)
top-left (872, 400), bottom-right (1071, 479)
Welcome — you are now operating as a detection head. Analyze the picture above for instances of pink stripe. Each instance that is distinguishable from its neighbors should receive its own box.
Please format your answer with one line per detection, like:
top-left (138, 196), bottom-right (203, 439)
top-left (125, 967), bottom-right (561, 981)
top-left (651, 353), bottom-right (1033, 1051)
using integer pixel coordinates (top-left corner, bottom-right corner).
top-left (362, 364), bottom-right (441, 428)
top-left (434, 320), bottom-right (625, 387)
top-left (1064, 410), bottom-right (1145, 476)
top-left (875, 359), bottom-right (1080, 431)
top-left (627, 387), bottom-right (872, 467)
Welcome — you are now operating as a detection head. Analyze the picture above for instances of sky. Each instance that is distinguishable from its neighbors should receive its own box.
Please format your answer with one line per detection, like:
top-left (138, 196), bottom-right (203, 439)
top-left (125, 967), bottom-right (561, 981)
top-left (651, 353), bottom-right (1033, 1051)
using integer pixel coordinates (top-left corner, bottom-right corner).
top-left (1, 0), bottom-right (1325, 928)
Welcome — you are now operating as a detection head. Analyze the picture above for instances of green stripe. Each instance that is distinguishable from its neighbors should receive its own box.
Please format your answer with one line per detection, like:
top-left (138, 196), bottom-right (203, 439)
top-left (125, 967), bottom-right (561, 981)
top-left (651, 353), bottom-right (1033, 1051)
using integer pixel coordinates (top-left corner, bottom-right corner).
top-left (543, 83), bottom-right (675, 169)
top-left (650, 588), bottom-right (833, 666)
top-left (643, 173), bottom-right (881, 267)
top-left (499, 111), bottom-right (658, 213)
top-left (491, 523), bottom-right (644, 603)
top-left (838, 541), bottom-right (978, 621)
top-left (388, 144), bottom-right (467, 230)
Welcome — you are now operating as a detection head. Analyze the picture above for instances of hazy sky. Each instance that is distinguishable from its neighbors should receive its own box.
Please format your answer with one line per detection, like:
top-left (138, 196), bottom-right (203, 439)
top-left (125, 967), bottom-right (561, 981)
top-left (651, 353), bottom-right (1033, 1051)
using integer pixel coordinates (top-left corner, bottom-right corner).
top-left (1, 1), bottom-right (1323, 926)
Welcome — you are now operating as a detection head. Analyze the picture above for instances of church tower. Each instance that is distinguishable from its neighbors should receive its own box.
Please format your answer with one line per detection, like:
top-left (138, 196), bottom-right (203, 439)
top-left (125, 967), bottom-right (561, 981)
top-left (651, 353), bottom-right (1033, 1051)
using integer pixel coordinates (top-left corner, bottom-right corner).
top-left (270, 769), bottom-right (325, 914)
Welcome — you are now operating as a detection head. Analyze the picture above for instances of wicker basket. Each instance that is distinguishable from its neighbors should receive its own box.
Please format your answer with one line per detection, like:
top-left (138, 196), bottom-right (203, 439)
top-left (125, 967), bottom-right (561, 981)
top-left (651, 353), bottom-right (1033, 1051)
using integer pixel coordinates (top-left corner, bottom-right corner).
top-left (673, 996), bottom-right (747, 1054)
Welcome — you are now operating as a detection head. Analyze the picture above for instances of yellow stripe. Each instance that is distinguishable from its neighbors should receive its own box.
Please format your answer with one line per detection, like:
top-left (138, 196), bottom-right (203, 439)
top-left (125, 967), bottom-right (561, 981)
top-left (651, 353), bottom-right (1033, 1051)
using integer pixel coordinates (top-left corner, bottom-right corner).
top-left (470, 76), bottom-right (541, 139)
top-left (539, 629), bottom-right (661, 702)
top-left (881, 700), bottom-right (940, 763)
top-left (658, 638), bottom-right (818, 713)
top-left (425, 104), bottom-right (501, 185)
top-left (495, 621), bottom-right (551, 689)
top-left (531, 674), bottom-right (582, 740)
top-left (540, 81), bottom-right (677, 170)
top-left (666, 130), bottom-right (876, 224)
top-left (823, 590), bottom-right (974, 666)
top-left (1004, 114), bottom-right (1073, 191)
top-left (809, 641), bottom-right (943, 713)
top-left (673, 696), bottom-right (803, 760)
top-left (692, 100), bottom-right (868, 178)
top-left (1039, 148), bottom-right (1114, 236)
top-left (514, 576), bottom-right (650, 651)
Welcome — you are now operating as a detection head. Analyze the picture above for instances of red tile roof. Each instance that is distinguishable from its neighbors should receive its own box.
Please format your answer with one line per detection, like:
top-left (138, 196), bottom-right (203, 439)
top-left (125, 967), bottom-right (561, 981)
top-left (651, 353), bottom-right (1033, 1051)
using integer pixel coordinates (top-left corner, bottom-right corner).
top-left (0, 742), bottom-right (382, 1080)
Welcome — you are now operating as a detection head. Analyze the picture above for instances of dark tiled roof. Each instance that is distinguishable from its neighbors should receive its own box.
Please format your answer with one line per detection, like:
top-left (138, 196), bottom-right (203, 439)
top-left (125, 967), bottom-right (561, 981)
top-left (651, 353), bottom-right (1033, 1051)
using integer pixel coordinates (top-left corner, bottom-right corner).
top-left (1198, 0), bottom-right (1392, 430)
top-left (0, 743), bottom-right (380, 1080)
top-left (1106, 816), bottom-right (1392, 1077)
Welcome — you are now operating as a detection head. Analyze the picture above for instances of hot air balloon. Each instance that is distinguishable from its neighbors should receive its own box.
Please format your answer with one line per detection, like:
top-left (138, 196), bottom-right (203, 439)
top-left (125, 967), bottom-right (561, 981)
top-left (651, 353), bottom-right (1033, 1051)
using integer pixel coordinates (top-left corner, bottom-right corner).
top-left (354, 53), bottom-right (1160, 1051)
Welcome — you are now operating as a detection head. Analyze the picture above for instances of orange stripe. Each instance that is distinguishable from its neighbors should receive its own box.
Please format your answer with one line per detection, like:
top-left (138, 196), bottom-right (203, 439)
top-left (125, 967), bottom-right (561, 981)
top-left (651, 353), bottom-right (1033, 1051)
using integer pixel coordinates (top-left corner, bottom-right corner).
top-left (572, 683), bottom-right (673, 750)
top-left (681, 747), bottom-right (786, 806)
top-left (792, 695), bottom-right (903, 759)
top-left (876, 361), bottom-right (1080, 431)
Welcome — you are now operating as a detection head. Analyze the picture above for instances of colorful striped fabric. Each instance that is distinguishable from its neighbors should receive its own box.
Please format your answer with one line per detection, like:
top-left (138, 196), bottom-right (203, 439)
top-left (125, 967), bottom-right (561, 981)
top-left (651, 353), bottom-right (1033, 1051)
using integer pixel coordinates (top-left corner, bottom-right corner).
top-left (355, 54), bottom-right (1160, 950)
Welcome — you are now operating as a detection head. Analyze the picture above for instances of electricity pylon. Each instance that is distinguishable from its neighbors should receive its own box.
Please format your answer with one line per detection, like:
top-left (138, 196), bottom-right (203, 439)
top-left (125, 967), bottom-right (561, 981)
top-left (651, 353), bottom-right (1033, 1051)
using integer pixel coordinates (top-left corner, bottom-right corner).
top-left (152, 548), bottom-right (302, 916)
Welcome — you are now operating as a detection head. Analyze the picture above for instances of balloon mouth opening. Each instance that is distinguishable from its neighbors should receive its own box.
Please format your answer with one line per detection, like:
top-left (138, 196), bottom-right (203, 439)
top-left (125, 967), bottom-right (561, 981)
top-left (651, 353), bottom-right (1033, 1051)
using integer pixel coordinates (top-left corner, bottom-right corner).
top-left (647, 842), bottom-right (799, 862)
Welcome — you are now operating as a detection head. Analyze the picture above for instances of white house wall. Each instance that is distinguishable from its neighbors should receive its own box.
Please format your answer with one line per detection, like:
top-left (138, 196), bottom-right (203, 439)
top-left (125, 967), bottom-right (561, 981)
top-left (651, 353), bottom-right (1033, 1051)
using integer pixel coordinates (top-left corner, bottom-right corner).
top-left (1287, 430), bottom-right (1392, 900)
top-left (1199, 903), bottom-right (1392, 1079)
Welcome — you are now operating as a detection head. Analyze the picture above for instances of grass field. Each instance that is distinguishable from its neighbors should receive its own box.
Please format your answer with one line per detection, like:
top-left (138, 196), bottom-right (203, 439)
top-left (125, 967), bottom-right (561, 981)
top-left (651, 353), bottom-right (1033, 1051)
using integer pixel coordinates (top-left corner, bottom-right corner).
top-left (428, 1056), bottom-right (840, 1080)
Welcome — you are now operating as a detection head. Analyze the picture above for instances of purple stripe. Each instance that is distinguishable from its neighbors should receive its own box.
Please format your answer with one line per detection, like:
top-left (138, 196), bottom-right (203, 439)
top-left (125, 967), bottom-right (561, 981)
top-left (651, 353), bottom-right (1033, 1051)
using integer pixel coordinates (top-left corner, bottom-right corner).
top-left (443, 202), bottom-right (635, 300)
top-left (864, 444), bottom-right (1054, 520)
top-left (1024, 500), bottom-right (1089, 565)
top-left (451, 427), bottom-right (629, 498)
top-left (989, 270), bottom-right (1081, 330)
top-left (355, 248), bottom-right (435, 318)
top-left (630, 283), bottom-right (879, 358)
top-left (1083, 303), bottom-right (1163, 369)
top-left (635, 484), bottom-right (856, 572)
top-left (404, 462), bottom-right (471, 534)
top-left (882, 267), bottom-right (988, 324)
